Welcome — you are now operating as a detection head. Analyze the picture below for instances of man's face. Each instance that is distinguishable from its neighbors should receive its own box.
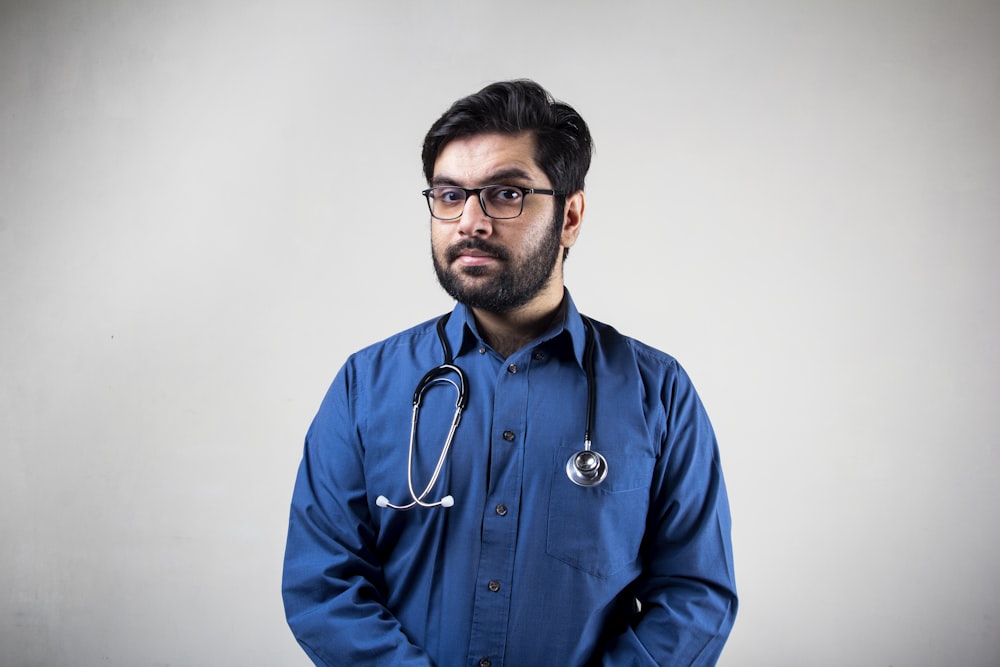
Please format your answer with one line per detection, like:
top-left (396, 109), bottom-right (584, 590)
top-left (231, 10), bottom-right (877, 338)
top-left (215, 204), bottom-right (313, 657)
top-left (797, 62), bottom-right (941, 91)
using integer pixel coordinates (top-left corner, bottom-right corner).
top-left (429, 132), bottom-right (567, 313)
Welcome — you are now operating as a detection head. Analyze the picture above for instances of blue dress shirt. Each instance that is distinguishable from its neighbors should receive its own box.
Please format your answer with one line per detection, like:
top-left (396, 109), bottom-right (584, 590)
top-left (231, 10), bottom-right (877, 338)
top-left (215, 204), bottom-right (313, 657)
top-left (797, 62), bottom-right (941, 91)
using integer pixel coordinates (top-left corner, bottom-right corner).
top-left (283, 293), bottom-right (737, 666)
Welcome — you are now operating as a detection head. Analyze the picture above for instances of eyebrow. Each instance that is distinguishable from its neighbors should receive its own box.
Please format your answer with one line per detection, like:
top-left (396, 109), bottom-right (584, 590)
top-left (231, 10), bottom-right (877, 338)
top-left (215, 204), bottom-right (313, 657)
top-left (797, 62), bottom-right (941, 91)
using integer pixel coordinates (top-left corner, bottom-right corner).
top-left (431, 167), bottom-right (537, 188)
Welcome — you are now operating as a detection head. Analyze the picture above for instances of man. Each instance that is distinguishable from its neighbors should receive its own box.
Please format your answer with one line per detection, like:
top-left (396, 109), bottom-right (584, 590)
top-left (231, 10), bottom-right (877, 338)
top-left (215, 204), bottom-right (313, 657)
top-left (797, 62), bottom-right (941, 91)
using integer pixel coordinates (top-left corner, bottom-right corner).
top-left (282, 80), bottom-right (737, 666)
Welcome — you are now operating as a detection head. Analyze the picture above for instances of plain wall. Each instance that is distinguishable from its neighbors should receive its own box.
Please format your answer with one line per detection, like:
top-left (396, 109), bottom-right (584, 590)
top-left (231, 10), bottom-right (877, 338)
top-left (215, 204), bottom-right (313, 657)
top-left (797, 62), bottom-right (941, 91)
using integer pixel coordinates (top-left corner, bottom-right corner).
top-left (2, 1), bottom-right (998, 665)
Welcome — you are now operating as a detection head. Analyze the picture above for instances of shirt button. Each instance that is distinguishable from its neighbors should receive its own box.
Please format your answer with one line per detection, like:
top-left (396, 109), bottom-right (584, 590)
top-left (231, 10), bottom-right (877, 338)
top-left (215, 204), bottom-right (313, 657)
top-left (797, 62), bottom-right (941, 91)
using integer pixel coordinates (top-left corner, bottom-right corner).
top-left (479, 659), bottom-right (491, 667)
top-left (479, 347), bottom-right (486, 354)
top-left (533, 351), bottom-right (545, 361)
top-left (495, 504), bottom-right (508, 516)
top-left (502, 430), bottom-right (515, 442)
top-left (488, 580), bottom-right (501, 592)
top-left (507, 363), bottom-right (517, 373)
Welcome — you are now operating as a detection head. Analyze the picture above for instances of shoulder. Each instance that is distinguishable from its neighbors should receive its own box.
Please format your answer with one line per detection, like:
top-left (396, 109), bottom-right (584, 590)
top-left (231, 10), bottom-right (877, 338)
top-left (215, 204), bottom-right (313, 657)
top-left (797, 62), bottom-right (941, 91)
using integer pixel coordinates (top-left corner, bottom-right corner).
top-left (586, 317), bottom-right (705, 417)
top-left (321, 315), bottom-right (448, 410)
top-left (587, 316), bottom-right (683, 376)
top-left (346, 315), bottom-right (444, 366)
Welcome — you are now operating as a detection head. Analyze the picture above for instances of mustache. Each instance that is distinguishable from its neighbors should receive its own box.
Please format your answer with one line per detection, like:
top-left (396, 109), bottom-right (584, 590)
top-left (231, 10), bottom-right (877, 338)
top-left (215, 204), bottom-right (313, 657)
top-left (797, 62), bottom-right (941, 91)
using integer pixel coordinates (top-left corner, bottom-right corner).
top-left (445, 238), bottom-right (511, 263)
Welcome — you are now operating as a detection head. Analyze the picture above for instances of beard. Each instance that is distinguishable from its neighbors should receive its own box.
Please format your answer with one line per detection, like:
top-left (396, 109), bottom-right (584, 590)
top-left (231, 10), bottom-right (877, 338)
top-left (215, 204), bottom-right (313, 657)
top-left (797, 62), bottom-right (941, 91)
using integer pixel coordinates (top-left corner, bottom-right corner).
top-left (433, 209), bottom-right (563, 313)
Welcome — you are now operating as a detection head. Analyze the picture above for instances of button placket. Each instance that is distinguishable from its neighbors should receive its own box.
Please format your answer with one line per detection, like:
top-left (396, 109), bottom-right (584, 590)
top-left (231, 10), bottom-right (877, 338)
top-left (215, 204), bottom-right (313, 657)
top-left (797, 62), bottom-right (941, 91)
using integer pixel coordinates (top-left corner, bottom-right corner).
top-left (468, 347), bottom-right (530, 665)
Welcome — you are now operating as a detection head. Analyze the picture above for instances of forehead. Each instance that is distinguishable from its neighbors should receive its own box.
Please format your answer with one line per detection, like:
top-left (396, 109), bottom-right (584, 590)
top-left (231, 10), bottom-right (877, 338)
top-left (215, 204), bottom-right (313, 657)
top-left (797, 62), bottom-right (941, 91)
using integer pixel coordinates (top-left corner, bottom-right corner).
top-left (432, 132), bottom-right (546, 186)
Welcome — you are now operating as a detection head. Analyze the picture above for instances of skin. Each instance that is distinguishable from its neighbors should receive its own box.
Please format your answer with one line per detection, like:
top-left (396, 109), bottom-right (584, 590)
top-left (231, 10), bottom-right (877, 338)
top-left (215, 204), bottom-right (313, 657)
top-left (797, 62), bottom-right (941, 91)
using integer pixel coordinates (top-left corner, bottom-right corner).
top-left (430, 132), bottom-right (585, 357)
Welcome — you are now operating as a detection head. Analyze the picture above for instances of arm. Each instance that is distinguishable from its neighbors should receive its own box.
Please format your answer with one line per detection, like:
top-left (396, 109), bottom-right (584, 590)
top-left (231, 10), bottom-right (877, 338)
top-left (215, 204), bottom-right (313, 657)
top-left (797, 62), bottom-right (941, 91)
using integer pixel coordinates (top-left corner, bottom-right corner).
top-left (281, 363), bottom-right (435, 666)
top-left (600, 364), bottom-right (738, 666)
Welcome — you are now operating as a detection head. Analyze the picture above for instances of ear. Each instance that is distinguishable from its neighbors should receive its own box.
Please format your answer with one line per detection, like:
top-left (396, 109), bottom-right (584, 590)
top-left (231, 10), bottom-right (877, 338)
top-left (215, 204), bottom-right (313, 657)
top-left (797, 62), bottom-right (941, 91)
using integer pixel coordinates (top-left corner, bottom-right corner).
top-left (560, 190), bottom-right (585, 249)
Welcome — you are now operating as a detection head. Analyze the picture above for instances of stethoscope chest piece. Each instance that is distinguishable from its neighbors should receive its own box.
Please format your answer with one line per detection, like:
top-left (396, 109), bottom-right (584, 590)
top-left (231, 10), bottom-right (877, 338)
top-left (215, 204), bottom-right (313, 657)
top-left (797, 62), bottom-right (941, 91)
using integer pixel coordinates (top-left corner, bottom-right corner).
top-left (566, 448), bottom-right (608, 487)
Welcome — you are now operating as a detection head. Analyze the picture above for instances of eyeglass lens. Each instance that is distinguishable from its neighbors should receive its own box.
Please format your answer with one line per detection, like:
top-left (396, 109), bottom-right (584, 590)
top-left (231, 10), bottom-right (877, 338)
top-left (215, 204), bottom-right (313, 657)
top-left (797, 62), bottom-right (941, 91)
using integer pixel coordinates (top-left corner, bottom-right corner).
top-left (427, 186), bottom-right (525, 220)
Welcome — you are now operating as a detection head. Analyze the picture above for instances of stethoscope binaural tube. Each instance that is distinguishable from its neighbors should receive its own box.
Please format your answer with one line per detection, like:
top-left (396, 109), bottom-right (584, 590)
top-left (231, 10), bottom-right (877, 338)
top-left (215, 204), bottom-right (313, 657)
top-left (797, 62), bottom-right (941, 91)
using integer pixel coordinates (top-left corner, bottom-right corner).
top-left (375, 378), bottom-right (463, 510)
top-left (376, 316), bottom-right (468, 510)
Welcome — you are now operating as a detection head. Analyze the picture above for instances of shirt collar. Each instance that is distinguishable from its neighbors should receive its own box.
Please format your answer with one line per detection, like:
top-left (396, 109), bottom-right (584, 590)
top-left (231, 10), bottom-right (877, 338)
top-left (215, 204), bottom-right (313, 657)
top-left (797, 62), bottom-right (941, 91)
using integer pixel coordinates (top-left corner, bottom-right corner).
top-left (443, 289), bottom-right (588, 369)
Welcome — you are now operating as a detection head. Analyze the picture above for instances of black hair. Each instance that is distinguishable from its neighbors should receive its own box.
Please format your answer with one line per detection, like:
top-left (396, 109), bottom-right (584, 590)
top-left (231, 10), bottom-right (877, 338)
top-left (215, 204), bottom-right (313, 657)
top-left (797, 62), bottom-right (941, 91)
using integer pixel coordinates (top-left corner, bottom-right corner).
top-left (421, 79), bottom-right (593, 194)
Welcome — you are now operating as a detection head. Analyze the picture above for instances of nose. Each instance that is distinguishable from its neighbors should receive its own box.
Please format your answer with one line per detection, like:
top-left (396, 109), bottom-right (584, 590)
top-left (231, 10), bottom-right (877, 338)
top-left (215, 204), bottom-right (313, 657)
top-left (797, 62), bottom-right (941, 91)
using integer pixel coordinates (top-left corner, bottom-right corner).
top-left (455, 194), bottom-right (492, 237)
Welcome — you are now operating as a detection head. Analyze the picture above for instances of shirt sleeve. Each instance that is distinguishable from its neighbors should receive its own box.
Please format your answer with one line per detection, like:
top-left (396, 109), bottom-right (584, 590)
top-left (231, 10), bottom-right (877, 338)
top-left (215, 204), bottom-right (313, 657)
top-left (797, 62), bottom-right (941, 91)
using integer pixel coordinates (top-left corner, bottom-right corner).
top-left (281, 361), bottom-right (435, 667)
top-left (599, 361), bottom-right (738, 666)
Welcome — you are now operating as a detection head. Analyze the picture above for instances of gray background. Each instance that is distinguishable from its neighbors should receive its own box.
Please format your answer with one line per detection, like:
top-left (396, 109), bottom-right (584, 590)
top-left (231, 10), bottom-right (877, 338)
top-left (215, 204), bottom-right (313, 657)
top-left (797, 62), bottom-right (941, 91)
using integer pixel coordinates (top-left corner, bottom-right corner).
top-left (2, 1), bottom-right (998, 665)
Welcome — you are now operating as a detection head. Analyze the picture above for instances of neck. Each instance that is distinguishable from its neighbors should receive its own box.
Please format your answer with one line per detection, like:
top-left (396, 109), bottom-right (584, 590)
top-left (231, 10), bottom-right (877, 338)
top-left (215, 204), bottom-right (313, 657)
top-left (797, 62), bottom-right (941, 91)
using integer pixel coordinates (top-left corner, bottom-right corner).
top-left (472, 289), bottom-right (565, 359)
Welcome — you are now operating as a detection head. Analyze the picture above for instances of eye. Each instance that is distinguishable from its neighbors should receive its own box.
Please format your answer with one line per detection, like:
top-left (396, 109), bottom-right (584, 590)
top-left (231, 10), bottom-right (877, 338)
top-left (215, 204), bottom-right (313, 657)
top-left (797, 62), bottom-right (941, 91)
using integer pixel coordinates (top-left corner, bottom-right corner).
top-left (486, 186), bottom-right (523, 203)
top-left (435, 187), bottom-right (466, 204)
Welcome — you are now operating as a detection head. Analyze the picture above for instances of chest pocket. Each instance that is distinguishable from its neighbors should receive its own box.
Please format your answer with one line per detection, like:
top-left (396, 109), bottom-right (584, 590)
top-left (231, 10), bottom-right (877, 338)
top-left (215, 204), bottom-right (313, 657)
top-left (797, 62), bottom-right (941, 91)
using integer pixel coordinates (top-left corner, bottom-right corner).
top-left (546, 443), bottom-right (655, 579)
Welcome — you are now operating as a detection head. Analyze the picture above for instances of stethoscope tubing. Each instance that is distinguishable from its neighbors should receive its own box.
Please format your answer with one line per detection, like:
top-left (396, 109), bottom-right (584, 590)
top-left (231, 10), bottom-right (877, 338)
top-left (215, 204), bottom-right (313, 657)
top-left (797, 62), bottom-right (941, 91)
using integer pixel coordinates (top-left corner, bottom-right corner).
top-left (376, 313), bottom-right (607, 510)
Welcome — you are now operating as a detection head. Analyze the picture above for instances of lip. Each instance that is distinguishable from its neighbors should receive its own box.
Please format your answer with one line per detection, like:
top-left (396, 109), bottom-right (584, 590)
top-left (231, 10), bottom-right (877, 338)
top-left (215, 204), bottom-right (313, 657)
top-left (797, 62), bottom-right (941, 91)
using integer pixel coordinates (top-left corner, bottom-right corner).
top-left (446, 239), bottom-right (508, 267)
top-left (455, 251), bottom-right (498, 267)
top-left (453, 248), bottom-right (500, 267)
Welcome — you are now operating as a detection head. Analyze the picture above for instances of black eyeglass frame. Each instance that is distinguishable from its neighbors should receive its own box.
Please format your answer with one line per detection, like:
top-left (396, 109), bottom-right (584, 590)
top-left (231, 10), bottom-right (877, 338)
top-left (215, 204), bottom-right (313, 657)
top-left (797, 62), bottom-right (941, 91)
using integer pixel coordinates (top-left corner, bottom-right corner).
top-left (421, 185), bottom-right (563, 220)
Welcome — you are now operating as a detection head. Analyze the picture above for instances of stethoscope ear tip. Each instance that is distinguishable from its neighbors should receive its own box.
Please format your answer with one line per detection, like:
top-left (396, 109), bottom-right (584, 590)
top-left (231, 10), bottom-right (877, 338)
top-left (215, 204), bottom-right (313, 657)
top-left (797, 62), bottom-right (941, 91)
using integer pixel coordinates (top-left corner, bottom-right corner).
top-left (440, 495), bottom-right (455, 508)
top-left (375, 495), bottom-right (390, 508)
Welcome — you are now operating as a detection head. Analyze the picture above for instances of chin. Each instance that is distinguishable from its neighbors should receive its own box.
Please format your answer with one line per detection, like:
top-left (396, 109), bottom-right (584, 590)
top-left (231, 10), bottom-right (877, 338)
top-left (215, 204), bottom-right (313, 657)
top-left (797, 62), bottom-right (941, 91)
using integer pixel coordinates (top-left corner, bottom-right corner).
top-left (458, 265), bottom-right (491, 277)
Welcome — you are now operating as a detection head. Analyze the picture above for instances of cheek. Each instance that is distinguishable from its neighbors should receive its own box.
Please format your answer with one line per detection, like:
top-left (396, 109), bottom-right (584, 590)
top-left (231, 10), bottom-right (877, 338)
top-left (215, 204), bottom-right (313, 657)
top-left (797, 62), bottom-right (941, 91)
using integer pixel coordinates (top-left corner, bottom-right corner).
top-left (430, 227), bottom-right (454, 261)
top-left (429, 224), bottom-right (447, 248)
top-left (523, 222), bottom-right (555, 252)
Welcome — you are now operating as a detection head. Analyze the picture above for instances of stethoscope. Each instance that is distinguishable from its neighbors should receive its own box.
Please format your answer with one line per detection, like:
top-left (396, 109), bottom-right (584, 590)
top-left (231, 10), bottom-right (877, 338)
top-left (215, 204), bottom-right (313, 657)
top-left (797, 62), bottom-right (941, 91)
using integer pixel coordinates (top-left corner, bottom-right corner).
top-left (375, 313), bottom-right (607, 511)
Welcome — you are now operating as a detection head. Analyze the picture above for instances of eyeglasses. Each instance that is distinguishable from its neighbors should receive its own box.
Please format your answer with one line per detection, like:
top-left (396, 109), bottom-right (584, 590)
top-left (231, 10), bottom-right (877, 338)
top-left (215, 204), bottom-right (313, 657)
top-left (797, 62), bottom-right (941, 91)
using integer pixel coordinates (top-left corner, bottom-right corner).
top-left (421, 185), bottom-right (562, 220)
